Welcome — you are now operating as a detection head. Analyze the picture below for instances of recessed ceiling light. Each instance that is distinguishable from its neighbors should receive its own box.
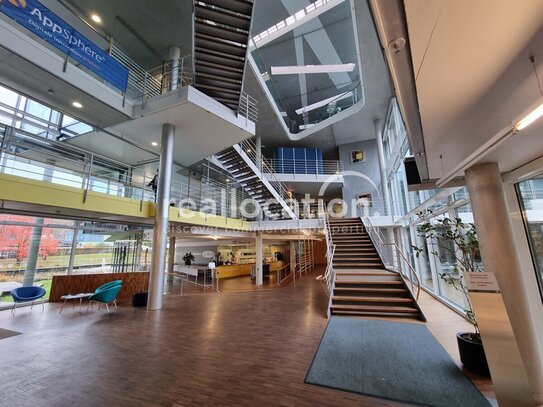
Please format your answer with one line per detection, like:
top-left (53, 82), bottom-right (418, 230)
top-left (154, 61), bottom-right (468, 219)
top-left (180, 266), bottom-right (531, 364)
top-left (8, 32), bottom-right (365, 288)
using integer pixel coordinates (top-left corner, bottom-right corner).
top-left (91, 14), bottom-right (101, 23)
top-left (72, 101), bottom-right (83, 109)
top-left (151, 142), bottom-right (158, 146)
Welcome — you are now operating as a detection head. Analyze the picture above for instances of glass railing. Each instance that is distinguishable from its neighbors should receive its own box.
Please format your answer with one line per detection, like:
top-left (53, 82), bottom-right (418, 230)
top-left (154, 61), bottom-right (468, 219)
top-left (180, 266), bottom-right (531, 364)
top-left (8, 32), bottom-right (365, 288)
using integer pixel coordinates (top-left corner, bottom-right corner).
top-left (0, 125), bottom-right (250, 220)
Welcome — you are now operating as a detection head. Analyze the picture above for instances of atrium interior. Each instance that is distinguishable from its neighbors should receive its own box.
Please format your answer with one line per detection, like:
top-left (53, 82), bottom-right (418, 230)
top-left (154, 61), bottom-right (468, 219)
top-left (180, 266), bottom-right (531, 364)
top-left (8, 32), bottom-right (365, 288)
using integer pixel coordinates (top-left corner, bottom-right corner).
top-left (0, 0), bottom-right (542, 406)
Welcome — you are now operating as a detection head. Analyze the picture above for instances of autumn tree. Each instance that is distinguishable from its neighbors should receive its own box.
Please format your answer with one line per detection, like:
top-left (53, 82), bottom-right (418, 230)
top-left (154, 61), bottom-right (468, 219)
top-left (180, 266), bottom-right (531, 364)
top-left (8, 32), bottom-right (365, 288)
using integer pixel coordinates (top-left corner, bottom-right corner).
top-left (39, 231), bottom-right (60, 260)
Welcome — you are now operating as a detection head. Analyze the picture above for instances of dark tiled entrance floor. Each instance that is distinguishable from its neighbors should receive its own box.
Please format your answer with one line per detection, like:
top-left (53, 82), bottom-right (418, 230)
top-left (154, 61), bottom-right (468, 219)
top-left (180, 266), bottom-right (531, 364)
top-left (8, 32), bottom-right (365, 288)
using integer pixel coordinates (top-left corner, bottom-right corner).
top-left (0, 267), bottom-right (493, 406)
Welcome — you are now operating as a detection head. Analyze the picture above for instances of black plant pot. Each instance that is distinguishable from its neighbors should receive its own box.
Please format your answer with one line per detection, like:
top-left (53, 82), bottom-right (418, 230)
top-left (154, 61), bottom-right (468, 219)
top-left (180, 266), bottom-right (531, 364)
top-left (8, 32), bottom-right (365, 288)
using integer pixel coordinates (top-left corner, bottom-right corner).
top-left (457, 332), bottom-right (490, 377)
top-left (132, 292), bottom-right (148, 307)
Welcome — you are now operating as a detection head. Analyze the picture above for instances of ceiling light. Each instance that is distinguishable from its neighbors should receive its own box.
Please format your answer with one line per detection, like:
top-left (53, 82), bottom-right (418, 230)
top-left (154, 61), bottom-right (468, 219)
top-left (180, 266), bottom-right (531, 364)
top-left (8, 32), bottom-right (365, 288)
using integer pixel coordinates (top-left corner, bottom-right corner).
top-left (271, 63), bottom-right (356, 76)
top-left (72, 101), bottom-right (83, 109)
top-left (515, 103), bottom-right (543, 131)
top-left (151, 141), bottom-right (158, 146)
top-left (91, 14), bottom-right (101, 23)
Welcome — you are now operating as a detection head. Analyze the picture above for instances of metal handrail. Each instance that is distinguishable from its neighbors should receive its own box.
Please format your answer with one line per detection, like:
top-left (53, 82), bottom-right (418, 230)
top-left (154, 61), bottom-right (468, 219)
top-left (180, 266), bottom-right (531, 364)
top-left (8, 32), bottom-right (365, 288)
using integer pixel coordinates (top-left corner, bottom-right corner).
top-left (383, 242), bottom-right (421, 300)
top-left (237, 138), bottom-right (293, 213)
top-left (275, 263), bottom-right (292, 285)
top-left (362, 216), bottom-right (421, 300)
top-left (0, 125), bottom-right (249, 220)
top-left (239, 92), bottom-right (258, 122)
top-left (266, 159), bottom-right (344, 176)
top-left (135, 56), bottom-right (194, 103)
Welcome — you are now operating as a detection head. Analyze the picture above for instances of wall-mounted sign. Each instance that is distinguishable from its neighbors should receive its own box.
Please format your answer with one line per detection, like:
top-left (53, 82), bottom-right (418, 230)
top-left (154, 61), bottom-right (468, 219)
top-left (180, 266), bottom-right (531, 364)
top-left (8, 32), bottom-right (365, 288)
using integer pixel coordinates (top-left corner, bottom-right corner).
top-left (202, 251), bottom-right (215, 259)
top-left (0, 0), bottom-right (129, 91)
top-left (465, 272), bottom-right (500, 293)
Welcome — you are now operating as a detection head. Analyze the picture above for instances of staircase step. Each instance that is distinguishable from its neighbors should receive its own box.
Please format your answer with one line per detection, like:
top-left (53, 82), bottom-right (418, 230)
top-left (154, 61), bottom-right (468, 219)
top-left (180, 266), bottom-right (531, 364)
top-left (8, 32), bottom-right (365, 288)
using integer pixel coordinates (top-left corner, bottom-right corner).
top-left (333, 287), bottom-right (408, 294)
top-left (332, 296), bottom-right (413, 303)
top-left (195, 47), bottom-right (245, 69)
top-left (333, 263), bottom-right (384, 268)
top-left (330, 304), bottom-right (419, 313)
top-left (195, 4), bottom-right (251, 30)
top-left (196, 83), bottom-right (241, 96)
top-left (331, 310), bottom-right (420, 318)
top-left (335, 271), bottom-right (395, 277)
top-left (203, 0), bottom-right (254, 16)
top-left (195, 19), bottom-right (249, 44)
top-left (335, 280), bottom-right (403, 285)
top-left (195, 60), bottom-right (244, 80)
top-left (195, 33), bottom-right (247, 57)
top-left (195, 71), bottom-right (242, 87)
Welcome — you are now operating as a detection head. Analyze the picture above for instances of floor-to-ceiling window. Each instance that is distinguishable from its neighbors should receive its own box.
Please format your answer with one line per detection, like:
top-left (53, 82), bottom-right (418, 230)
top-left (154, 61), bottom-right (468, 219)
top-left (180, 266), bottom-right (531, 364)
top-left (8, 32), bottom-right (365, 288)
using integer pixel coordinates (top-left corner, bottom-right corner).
top-left (516, 178), bottom-right (543, 299)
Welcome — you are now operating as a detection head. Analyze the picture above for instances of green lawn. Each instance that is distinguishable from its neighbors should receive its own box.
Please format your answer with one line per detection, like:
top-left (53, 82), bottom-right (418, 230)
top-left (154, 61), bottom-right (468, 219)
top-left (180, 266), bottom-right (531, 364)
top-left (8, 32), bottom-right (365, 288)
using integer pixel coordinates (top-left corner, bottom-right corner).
top-left (0, 278), bottom-right (52, 303)
top-left (0, 252), bottom-right (115, 272)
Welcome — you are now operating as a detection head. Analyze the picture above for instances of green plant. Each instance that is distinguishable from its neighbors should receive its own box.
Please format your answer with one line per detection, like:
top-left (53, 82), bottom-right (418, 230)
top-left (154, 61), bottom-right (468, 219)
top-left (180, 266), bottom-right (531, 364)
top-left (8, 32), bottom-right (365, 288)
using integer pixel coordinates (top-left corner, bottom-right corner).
top-left (412, 210), bottom-right (483, 337)
top-left (183, 252), bottom-right (195, 265)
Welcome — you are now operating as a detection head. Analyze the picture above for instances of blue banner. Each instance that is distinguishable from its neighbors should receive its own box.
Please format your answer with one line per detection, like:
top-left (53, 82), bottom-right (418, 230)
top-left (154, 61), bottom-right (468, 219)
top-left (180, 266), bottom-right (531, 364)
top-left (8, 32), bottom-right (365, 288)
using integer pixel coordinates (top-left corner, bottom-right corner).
top-left (0, 0), bottom-right (129, 92)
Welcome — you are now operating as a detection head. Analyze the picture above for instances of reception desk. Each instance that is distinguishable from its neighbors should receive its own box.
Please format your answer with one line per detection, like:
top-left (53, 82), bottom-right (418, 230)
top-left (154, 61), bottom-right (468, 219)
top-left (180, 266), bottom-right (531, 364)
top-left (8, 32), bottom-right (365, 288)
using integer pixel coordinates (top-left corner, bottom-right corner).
top-left (216, 261), bottom-right (285, 279)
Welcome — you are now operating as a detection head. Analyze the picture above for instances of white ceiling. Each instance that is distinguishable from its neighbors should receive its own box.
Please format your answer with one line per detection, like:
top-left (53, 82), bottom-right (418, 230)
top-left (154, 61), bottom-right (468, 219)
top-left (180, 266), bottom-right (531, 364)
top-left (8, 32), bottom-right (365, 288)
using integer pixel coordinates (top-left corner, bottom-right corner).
top-left (404, 0), bottom-right (543, 178)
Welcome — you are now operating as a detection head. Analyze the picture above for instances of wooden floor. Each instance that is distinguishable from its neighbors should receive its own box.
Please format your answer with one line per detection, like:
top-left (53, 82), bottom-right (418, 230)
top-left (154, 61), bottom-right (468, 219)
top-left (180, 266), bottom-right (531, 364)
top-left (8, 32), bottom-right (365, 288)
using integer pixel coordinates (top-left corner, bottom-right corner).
top-left (0, 267), bottom-right (495, 407)
top-left (165, 273), bottom-right (280, 296)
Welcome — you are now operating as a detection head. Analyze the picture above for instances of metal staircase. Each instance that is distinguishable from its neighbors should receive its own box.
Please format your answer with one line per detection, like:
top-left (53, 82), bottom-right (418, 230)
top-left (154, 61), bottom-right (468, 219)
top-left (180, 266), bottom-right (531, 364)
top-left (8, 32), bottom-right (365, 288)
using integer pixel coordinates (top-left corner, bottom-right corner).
top-left (193, 0), bottom-right (255, 111)
top-left (214, 138), bottom-right (297, 220)
top-left (326, 217), bottom-right (425, 321)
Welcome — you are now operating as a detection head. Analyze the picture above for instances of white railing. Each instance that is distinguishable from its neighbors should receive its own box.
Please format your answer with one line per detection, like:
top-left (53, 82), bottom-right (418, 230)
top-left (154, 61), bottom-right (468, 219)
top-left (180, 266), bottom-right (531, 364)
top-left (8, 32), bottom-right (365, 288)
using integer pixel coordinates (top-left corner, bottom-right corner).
top-left (361, 216), bottom-right (420, 299)
top-left (0, 125), bottom-right (250, 220)
top-left (237, 138), bottom-right (293, 212)
top-left (267, 159), bottom-right (343, 176)
top-left (239, 92), bottom-right (258, 122)
top-left (134, 56), bottom-right (195, 104)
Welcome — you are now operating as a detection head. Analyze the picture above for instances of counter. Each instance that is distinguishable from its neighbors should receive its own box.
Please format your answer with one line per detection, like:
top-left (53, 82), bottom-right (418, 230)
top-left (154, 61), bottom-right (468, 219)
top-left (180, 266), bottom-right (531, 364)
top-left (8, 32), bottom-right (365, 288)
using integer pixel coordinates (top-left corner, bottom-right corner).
top-left (216, 261), bottom-right (285, 279)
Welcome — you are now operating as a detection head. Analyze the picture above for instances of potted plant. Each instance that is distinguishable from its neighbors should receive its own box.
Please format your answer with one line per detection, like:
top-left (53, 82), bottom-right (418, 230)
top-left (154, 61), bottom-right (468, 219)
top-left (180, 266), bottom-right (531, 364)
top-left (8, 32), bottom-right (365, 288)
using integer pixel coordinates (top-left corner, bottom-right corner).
top-left (183, 252), bottom-right (195, 266)
top-left (412, 210), bottom-right (490, 377)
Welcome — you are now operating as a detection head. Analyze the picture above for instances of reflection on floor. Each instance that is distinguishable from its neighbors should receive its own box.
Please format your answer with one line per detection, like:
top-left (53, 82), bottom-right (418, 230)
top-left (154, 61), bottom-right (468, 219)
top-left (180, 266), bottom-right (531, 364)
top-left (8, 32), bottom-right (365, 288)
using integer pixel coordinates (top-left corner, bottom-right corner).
top-left (165, 273), bottom-right (280, 296)
top-left (0, 266), bottom-right (495, 406)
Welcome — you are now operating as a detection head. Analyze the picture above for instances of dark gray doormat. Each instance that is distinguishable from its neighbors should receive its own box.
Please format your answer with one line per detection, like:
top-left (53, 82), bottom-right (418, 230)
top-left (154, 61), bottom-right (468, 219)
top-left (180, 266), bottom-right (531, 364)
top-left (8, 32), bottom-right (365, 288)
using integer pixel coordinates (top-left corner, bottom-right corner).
top-left (305, 317), bottom-right (490, 407)
top-left (0, 327), bottom-right (20, 340)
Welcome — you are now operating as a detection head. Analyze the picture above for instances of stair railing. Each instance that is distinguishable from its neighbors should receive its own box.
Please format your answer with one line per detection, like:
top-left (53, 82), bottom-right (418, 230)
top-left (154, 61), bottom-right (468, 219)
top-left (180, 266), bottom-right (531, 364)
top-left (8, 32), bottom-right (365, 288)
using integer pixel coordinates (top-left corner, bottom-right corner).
top-left (361, 216), bottom-right (420, 300)
top-left (136, 55), bottom-right (194, 104)
top-left (236, 138), bottom-right (294, 215)
top-left (383, 242), bottom-right (421, 300)
top-left (239, 93), bottom-right (258, 123)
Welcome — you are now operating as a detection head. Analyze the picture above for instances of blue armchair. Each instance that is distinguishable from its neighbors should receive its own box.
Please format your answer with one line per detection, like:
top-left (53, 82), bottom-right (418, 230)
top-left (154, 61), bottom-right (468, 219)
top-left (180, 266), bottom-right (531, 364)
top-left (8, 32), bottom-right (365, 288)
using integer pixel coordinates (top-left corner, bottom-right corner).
top-left (86, 284), bottom-right (122, 313)
top-left (11, 286), bottom-right (47, 315)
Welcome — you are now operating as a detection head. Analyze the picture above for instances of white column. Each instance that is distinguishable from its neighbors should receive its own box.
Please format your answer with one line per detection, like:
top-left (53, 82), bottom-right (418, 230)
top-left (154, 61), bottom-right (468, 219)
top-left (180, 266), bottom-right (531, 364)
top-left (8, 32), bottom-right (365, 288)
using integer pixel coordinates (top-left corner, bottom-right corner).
top-left (148, 124), bottom-right (175, 311)
top-left (465, 162), bottom-right (542, 405)
top-left (67, 221), bottom-right (80, 275)
top-left (255, 232), bottom-right (263, 286)
top-left (167, 236), bottom-right (176, 282)
top-left (374, 119), bottom-right (392, 216)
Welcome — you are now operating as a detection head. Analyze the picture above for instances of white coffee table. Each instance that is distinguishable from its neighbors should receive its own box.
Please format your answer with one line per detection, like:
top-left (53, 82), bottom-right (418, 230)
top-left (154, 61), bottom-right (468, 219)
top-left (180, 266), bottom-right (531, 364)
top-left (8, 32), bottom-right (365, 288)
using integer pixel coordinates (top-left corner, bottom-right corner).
top-left (59, 293), bottom-right (93, 314)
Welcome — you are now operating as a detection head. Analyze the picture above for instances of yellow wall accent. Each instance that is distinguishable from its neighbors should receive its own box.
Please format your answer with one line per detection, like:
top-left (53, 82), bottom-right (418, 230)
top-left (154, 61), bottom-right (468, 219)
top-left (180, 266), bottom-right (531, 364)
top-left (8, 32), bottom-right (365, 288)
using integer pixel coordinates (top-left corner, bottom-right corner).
top-left (0, 173), bottom-right (248, 230)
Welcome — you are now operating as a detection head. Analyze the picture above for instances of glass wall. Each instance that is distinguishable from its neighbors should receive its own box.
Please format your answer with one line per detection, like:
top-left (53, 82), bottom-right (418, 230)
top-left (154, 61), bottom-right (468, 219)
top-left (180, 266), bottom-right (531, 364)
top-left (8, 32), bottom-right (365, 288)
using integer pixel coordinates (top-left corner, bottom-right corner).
top-left (516, 178), bottom-right (543, 299)
top-left (0, 214), bottom-right (149, 308)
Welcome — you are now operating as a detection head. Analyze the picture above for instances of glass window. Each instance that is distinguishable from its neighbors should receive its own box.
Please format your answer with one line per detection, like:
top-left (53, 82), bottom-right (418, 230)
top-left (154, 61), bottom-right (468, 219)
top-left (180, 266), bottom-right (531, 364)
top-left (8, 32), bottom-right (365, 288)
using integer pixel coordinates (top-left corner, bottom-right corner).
top-left (517, 178), bottom-right (543, 299)
top-left (0, 85), bottom-right (19, 107)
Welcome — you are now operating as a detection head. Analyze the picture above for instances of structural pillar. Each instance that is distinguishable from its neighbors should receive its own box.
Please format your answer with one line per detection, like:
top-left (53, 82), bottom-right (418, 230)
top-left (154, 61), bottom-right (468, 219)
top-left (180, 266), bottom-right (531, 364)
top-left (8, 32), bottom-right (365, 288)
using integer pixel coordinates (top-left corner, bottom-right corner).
top-left (374, 119), bottom-right (392, 216)
top-left (168, 46), bottom-right (181, 91)
top-left (148, 123), bottom-right (175, 311)
top-left (289, 240), bottom-right (297, 281)
top-left (167, 236), bottom-right (176, 282)
top-left (22, 218), bottom-right (44, 287)
top-left (255, 232), bottom-right (263, 286)
top-left (465, 162), bottom-right (542, 405)
top-left (67, 221), bottom-right (80, 275)
top-left (255, 136), bottom-right (262, 171)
